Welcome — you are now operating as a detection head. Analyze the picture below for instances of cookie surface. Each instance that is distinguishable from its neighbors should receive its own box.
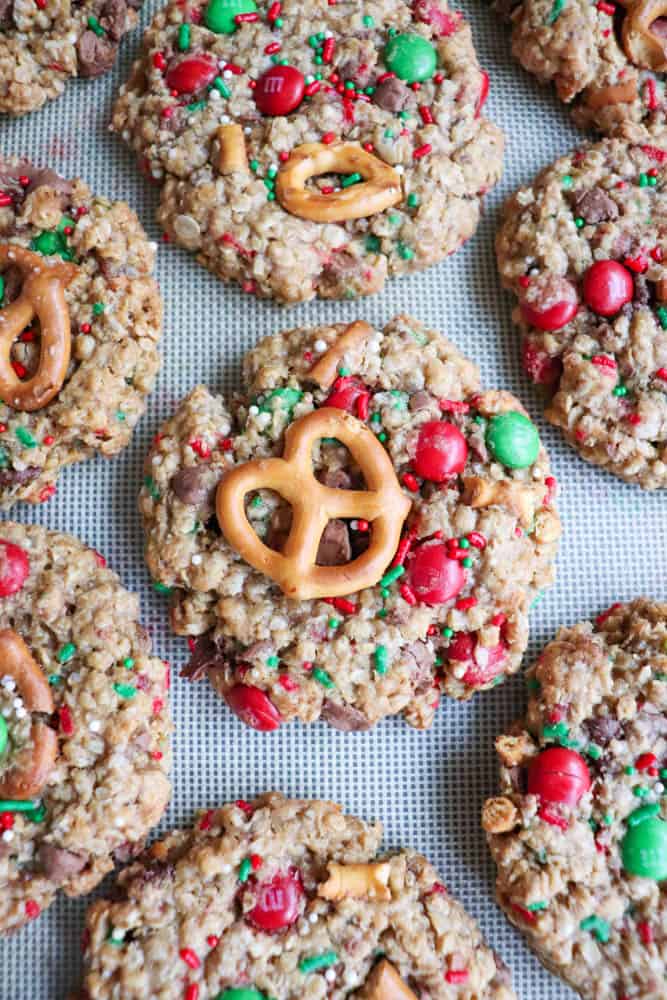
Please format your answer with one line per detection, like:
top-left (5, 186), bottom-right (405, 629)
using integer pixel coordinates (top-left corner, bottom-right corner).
top-left (0, 156), bottom-right (162, 508)
top-left (77, 792), bottom-right (516, 1000)
top-left (0, 522), bottom-right (171, 934)
top-left (141, 315), bottom-right (560, 731)
top-left (496, 126), bottom-right (667, 489)
top-left (499, 0), bottom-right (667, 133)
top-left (483, 599), bottom-right (667, 1000)
top-left (1, 0), bottom-right (143, 116)
top-left (112, 0), bottom-right (503, 304)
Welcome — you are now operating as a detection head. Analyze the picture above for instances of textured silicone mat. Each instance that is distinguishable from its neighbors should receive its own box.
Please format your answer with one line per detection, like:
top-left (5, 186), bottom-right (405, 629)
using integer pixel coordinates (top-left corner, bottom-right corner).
top-left (2, 3), bottom-right (666, 996)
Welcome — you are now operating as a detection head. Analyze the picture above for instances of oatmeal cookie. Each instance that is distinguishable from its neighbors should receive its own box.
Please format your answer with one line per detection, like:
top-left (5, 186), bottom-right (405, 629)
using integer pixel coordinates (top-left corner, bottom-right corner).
top-left (141, 315), bottom-right (560, 731)
top-left (0, 155), bottom-right (162, 508)
top-left (0, 521), bottom-right (172, 934)
top-left (1, 0), bottom-right (143, 117)
top-left (499, 0), bottom-right (667, 133)
top-left (496, 125), bottom-right (667, 489)
top-left (483, 598), bottom-right (667, 1000)
top-left (112, 0), bottom-right (503, 304)
top-left (76, 792), bottom-right (516, 1000)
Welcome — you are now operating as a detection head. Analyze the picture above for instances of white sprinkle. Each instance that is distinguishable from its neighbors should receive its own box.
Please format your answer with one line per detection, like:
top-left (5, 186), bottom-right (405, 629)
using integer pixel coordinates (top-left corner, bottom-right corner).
top-left (192, 553), bottom-right (203, 565)
top-left (12, 697), bottom-right (23, 710)
top-left (209, 89), bottom-right (221, 101)
top-left (308, 911), bottom-right (318, 923)
top-left (314, 339), bottom-right (327, 353)
top-left (1, 830), bottom-right (13, 842)
top-left (395, 164), bottom-right (405, 175)
top-left (1, 708), bottom-right (10, 718)
top-left (248, 405), bottom-right (259, 416)
top-left (325, 969), bottom-right (336, 983)
top-left (15, 707), bottom-right (27, 720)
top-left (220, 863), bottom-right (232, 874)
top-left (1, 677), bottom-right (15, 691)
top-left (89, 720), bottom-right (102, 733)
top-left (656, 782), bottom-right (665, 795)
top-left (152, 455), bottom-right (162, 466)
top-left (223, 69), bottom-right (233, 79)
top-left (244, 126), bottom-right (252, 135)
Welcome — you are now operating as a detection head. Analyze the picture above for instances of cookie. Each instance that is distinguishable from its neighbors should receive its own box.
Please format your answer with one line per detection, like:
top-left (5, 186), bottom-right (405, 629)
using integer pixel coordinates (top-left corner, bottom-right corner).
top-left (111, 0), bottom-right (503, 304)
top-left (483, 599), bottom-right (667, 1000)
top-left (1, 0), bottom-right (143, 116)
top-left (76, 792), bottom-right (516, 1000)
top-left (141, 315), bottom-right (560, 732)
top-left (0, 521), bottom-right (172, 933)
top-left (496, 125), bottom-right (667, 489)
top-left (0, 156), bottom-right (162, 508)
top-left (498, 0), bottom-right (667, 133)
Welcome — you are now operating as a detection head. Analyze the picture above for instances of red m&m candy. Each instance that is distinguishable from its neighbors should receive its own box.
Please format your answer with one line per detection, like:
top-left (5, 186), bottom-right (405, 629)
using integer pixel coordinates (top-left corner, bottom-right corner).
top-left (527, 747), bottom-right (591, 806)
top-left (519, 274), bottom-right (579, 331)
top-left (165, 54), bottom-right (217, 94)
top-left (446, 632), bottom-right (507, 686)
top-left (324, 377), bottom-right (367, 413)
top-left (225, 684), bottom-right (282, 731)
top-left (246, 867), bottom-right (304, 931)
top-left (254, 66), bottom-right (305, 116)
top-left (521, 340), bottom-right (562, 386)
top-left (413, 420), bottom-right (467, 481)
top-left (582, 260), bottom-right (634, 317)
top-left (407, 541), bottom-right (465, 605)
top-left (0, 540), bottom-right (29, 597)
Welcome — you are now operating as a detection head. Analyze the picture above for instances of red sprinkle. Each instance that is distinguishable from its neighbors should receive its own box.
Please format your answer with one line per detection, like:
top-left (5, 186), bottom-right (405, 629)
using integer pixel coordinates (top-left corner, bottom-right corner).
top-left (199, 810), bottom-right (214, 831)
top-left (439, 398), bottom-right (470, 414)
top-left (419, 105), bottom-right (434, 124)
top-left (0, 813), bottom-right (14, 830)
top-left (355, 519), bottom-right (369, 531)
top-left (305, 81), bottom-right (321, 96)
top-left (626, 412), bottom-right (642, 425)
top-left (322, 37), bottom-right (335, 63)
top-left (278, 673), bottom-right (299, 691)
top-left (376, 71), bottom-right (396, 83)
top-left (644, 78), bottom-right (659, 111)
top-left (235, 10), bottom-right (258, 20)
top-left (467, 531), bottom-right (487, 550)
top-left (399, 583), bottom-right (417, 605)
top-left (655, 368), bottom-right (667, 381)
top-left (455, 596), bottom-right (477, 611)
top-left (11, 361), bottom-right (26, 379)
top-left (207, 935), bottom-right (219, 948)
top-left (235, 799), bottom-right (254, 815)
top-left (25, 900), bottom-right (40, 919)
top-left (59, 706), bottom-right (74, 735)
top-left (332, 597), bottom-right (357, 614)
top-left (150, 750), bottom-right (163, 760)
top-left (511, 903), bottom-right (537, 924)
top-left (636, 752), bottom-right (657, 771)
top-left (595, 602), bottom-right (621, 628)
top-left (322, 131), bottom-right (336, 144)
top-left (225, 62), bottom-right (245, 75)
top-left (591, 354), bottom-right (617, 371)
top-left (623, 255), bottom-right (648, 273)
top-left (189, 438), bottom-right (211, 459)
top-left (596, 0), bottom-right (615, 10)
top-left (413, 143), bottom-right (432, 160)
top-left (638, 921), bottom-right (653, 945)
top-left (220, 436), bottom-right (234, 450)
top-left (152, 698), bottom-right (164, 715)
top-left (402, 472), bottom-right (420, 492)
top-left (153, 51), bottom-right (167, 70)
top-left (184, 986), bottom-right (199, 1000)
top-left (264, 41), bottom-right (281, 54)
top-left (490, 612), bottom-right (507, 627)
top-left (267, 1), bottom-right (281, 19)
top-left (538, 805), bottom-right (569, 830)
top-left (651, 245), bottom-right (663, 261)
top-left (445, 970), bottom-right (469, 985)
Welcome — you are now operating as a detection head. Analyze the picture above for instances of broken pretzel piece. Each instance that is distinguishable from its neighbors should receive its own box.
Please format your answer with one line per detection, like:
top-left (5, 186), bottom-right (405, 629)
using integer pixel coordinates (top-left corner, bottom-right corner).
top-left (318, 861), bottom-right (392, 902)
top-left (360, 960), bottom-right (418, 1000)
top-left (461, 475), bottom-right (545, 528)
top-left (215, 124), bottom-right (249, 175)
top-left (621, 0), bottom-right (667, 71)
top-left (309, 321), bottom-right (373, 390)
top-left (482, 797), bottom-right (519, 834)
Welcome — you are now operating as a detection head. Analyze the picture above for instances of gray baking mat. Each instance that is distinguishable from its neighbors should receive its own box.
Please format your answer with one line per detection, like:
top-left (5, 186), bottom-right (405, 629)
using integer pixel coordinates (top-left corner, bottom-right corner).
top-left (1, 1), bottom-right (665, 997)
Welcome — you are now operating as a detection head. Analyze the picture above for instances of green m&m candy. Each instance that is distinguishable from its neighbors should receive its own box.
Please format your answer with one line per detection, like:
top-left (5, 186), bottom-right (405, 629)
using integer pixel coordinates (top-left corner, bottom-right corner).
top-left (0, 716), bottom-right (7, 756)
top-left (383, 33), bottom-right (437, 83)
top-left (215, 990), bottom-right (267, 1000)
top-left (485, 411), bottom-right (540, 469)
top-left (204, 0), bottom-right (256, 33)
top-left (621, 815), bottom-right (667, 881)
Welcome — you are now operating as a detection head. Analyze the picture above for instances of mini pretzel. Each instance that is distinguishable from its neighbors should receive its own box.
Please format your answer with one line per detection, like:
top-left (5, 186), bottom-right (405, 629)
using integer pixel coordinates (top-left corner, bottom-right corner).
top-left (309, 321), bottom-right (373, 390)
top-left (0, 629), bottom-right (58, 799)
top-left (361, 960), bottom-right (418, 1000)
top-left (481, 797), bottom-right (519, 835)
top-left (275, 142), bottom-right (402, 223)
top-left (0, 245), bottom-right (77, 411)
top-left (318, 861), bottom-right (392, 901)
top-left (216, 408), bottom-right (412, 600)
top-left (585, 78), bottom-right (638, 110)
top-left (216, 124), bottom-right (249, 175)
top-left (461, 475), bottom-right (544, 528)
top-left (621, 0), bottom-right (667, 71)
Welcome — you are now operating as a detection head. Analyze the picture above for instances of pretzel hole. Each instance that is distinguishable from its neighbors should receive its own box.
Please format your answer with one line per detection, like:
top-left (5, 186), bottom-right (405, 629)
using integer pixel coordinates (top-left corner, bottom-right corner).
top-left (0, 263), bottom-right (42, 382)
top-left (649, 14), bottom-right (667, 38)
top-left (305, 172), bottom-right (365, 196)
top-left (0, 678), bottom-right (35, 772)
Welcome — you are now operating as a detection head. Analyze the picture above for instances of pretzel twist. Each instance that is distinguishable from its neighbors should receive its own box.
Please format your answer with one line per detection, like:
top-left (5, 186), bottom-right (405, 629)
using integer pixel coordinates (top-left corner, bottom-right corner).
top-left (216, 408), bottom-right (411, 600)
top-left (276, 142), bottom-right (402, 223)
top-left (620, 0), bottom-right (667, 71)
top-left (0, 629), bottom-right (58, 799)
top-left (0, 245), bottom-right (77, 411)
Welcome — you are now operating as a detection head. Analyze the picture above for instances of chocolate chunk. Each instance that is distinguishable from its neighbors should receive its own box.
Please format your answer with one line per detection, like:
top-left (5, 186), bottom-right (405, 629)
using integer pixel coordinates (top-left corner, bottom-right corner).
top-left (0, 467), bottom-right (40, 489)
top-left (77, 30), bottom-right (118, 78)
top-left (112, 840), bottom-right (144, 864)
top-left (634, 273), bottom-right (650, 306)
top-left (404, 640), bottom-right (435, 693)
top-left (584, 715), bottom-right (622, 745)
top-left (181, 633), bottom-right (226, 681)
top-left (170, 466), bottom-right (216, 509)
top-left (0, 158), bottom-right (72, 204)
top-left (409, 390), bottom-right (433, 412)
top-left (0, 0), bottom-right (14, 28)
top-left (373, 77), bottom-right (410, 112)
top-left (99, 0), bottom-right (128, 40)
top-left (319, 468), bottom-right (352, 490)
top-left (574, 186), bottom-right (619, 225)
top-left (265, 505), bottom-right (292, 551)
top-left (38, 844), bottom-right (87, 883)
top-left (316, 519), bottom-right (351, 566)
top-left (321, 699), bottom-right (372, 731)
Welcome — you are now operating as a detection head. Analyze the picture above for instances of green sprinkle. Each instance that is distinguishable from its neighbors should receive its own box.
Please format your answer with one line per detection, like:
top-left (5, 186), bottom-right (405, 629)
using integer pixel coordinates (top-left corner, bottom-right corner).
top-left (212, 76), bottom-right (231, 97)
top-left (238, 857), bottom-right (252, 883)
top-left (115, 410), bottom-right (125, 421)
top-left (586, 744), bottom-right (603, 760)
top-left (338, 366), bottom-right (351, 376)
top-left (407, 192), bottom-right (420, 208)
top-left (527, 677), bottom-right (541, 692)
top-left (602, 813), bottom-right (613, 826)
top-left (543, 722), bottom-right (569, 742)
top-left (649, 175), bottom-right (658, 186)
top-left (57, 643), bottom-right (76, 664)
top-left (274, 16), bottom-right (283, 26)
top-left (379, 565), bottom-right (405, 588)
top-left (113, 683), bottom-right (136, 699)
top-left (266, 655), bottom-right (279, 668)
top-left (312, 667), bottom-right (334, 688)
top-left (144, 475), bottom-right (160, 500)
top-left (258, 387), bottom-right (303, 416)
top-left (462, 557), bottom-right (473, 568)
top-left (327, 617), bottom-right (339, 630)
top-left (341, 172), bottom-right (362, 188)
top-left (267, 165), bottom-right (278, 179)
top-left (87, 14), bottom-right (105, 34)
top-left (27, 802), bottom-right (46, 823)
top-left (106, 928), bottom-right (125, 946)
top-left (48, 674), bottom-right (62, 685)
top-left (92, 302), bottom-right (105, 316)
top-left (441, 626), bottom-right (454, 638)
top-left (251, 495), bottom-right (263, 508)
top-left (187, 100), bottom-right (207, 112)
top-left (458, 538), bottom-right (470, 549)
top-left (250, 159), bottom-right (259, 172)
top-left (0, 276), bottom-right (4, 304)
top-left (123, 657), bottom-right (135, 670)
top-left (299, 952), bottom-right (338, 974)
top-left (388, 213), bottom-right (401, 225)
top-left (660, 769), bottom-right (667, 780)
top-left (389, 390), bottom-right (408, 409)
top-left (625, 765), bottom-right (637, 776)
top-left (0, 448), bottom-right (8, 469)
top-left (633, 785), bottom-right (649, 798)
top-left (562, 174), bottom-right (573, 188)
top-left (370, 413), bottom-right (382, 424)
top-left (377, 432), bottom-right (387, 442)
top-left (639, 173), bottom-right (649, 188)
top-left (613, 385), bottom-right (628, 397)
top-left (362, 14), bottom-right (374, 25)
top-left (580, 915), bottom-right (610, 943)
top-left (178, 22), bottom-right (191, 50)
top-left (628, 803), bottom-right (660, 826)
top-left (15, 426), bottom-right (36, 448)
top-left (0, 799), bottom-right (41, 813)
top-left (153, 581), bottom-right (172, 595)
top-left (657, 306), bottom-right (667, 330)
top-left (376, 609), bottom-right (387, 619)
top-left (384, 128), bottom-right (395, 139)
top-left (546, 0), bottom-right (565, 23)
top-left (374, 645), bottom-right (388, 674)
top-left (31, 230), bottom-right (72, 259)
top-left (380, 588), bottom-right (390, 600)
top-left (0, 717), bottom-right (7, 756)
top-left (526, 901), bottom-right (548, 911)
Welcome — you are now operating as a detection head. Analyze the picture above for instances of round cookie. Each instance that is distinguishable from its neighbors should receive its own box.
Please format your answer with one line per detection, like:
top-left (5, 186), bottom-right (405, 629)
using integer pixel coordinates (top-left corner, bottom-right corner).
top-left (0, 156), bottom-right (162, 508)
top-left (496, 126), bottom-right (667, 489)
top-left (76, 792), bottom-right (516, 1000)
top-left (111, 0), bottom-right (503, 304)
top-left (0, 521), bottom-right (172, 933)
top-left (1, 0), bottom-right (144, 117)
top-left (141, 315), bottom-right (560, 731)
top-left (483, 599), bottom-right (667, 1000)
top-left (498, 0), bottom-right (667, 133)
